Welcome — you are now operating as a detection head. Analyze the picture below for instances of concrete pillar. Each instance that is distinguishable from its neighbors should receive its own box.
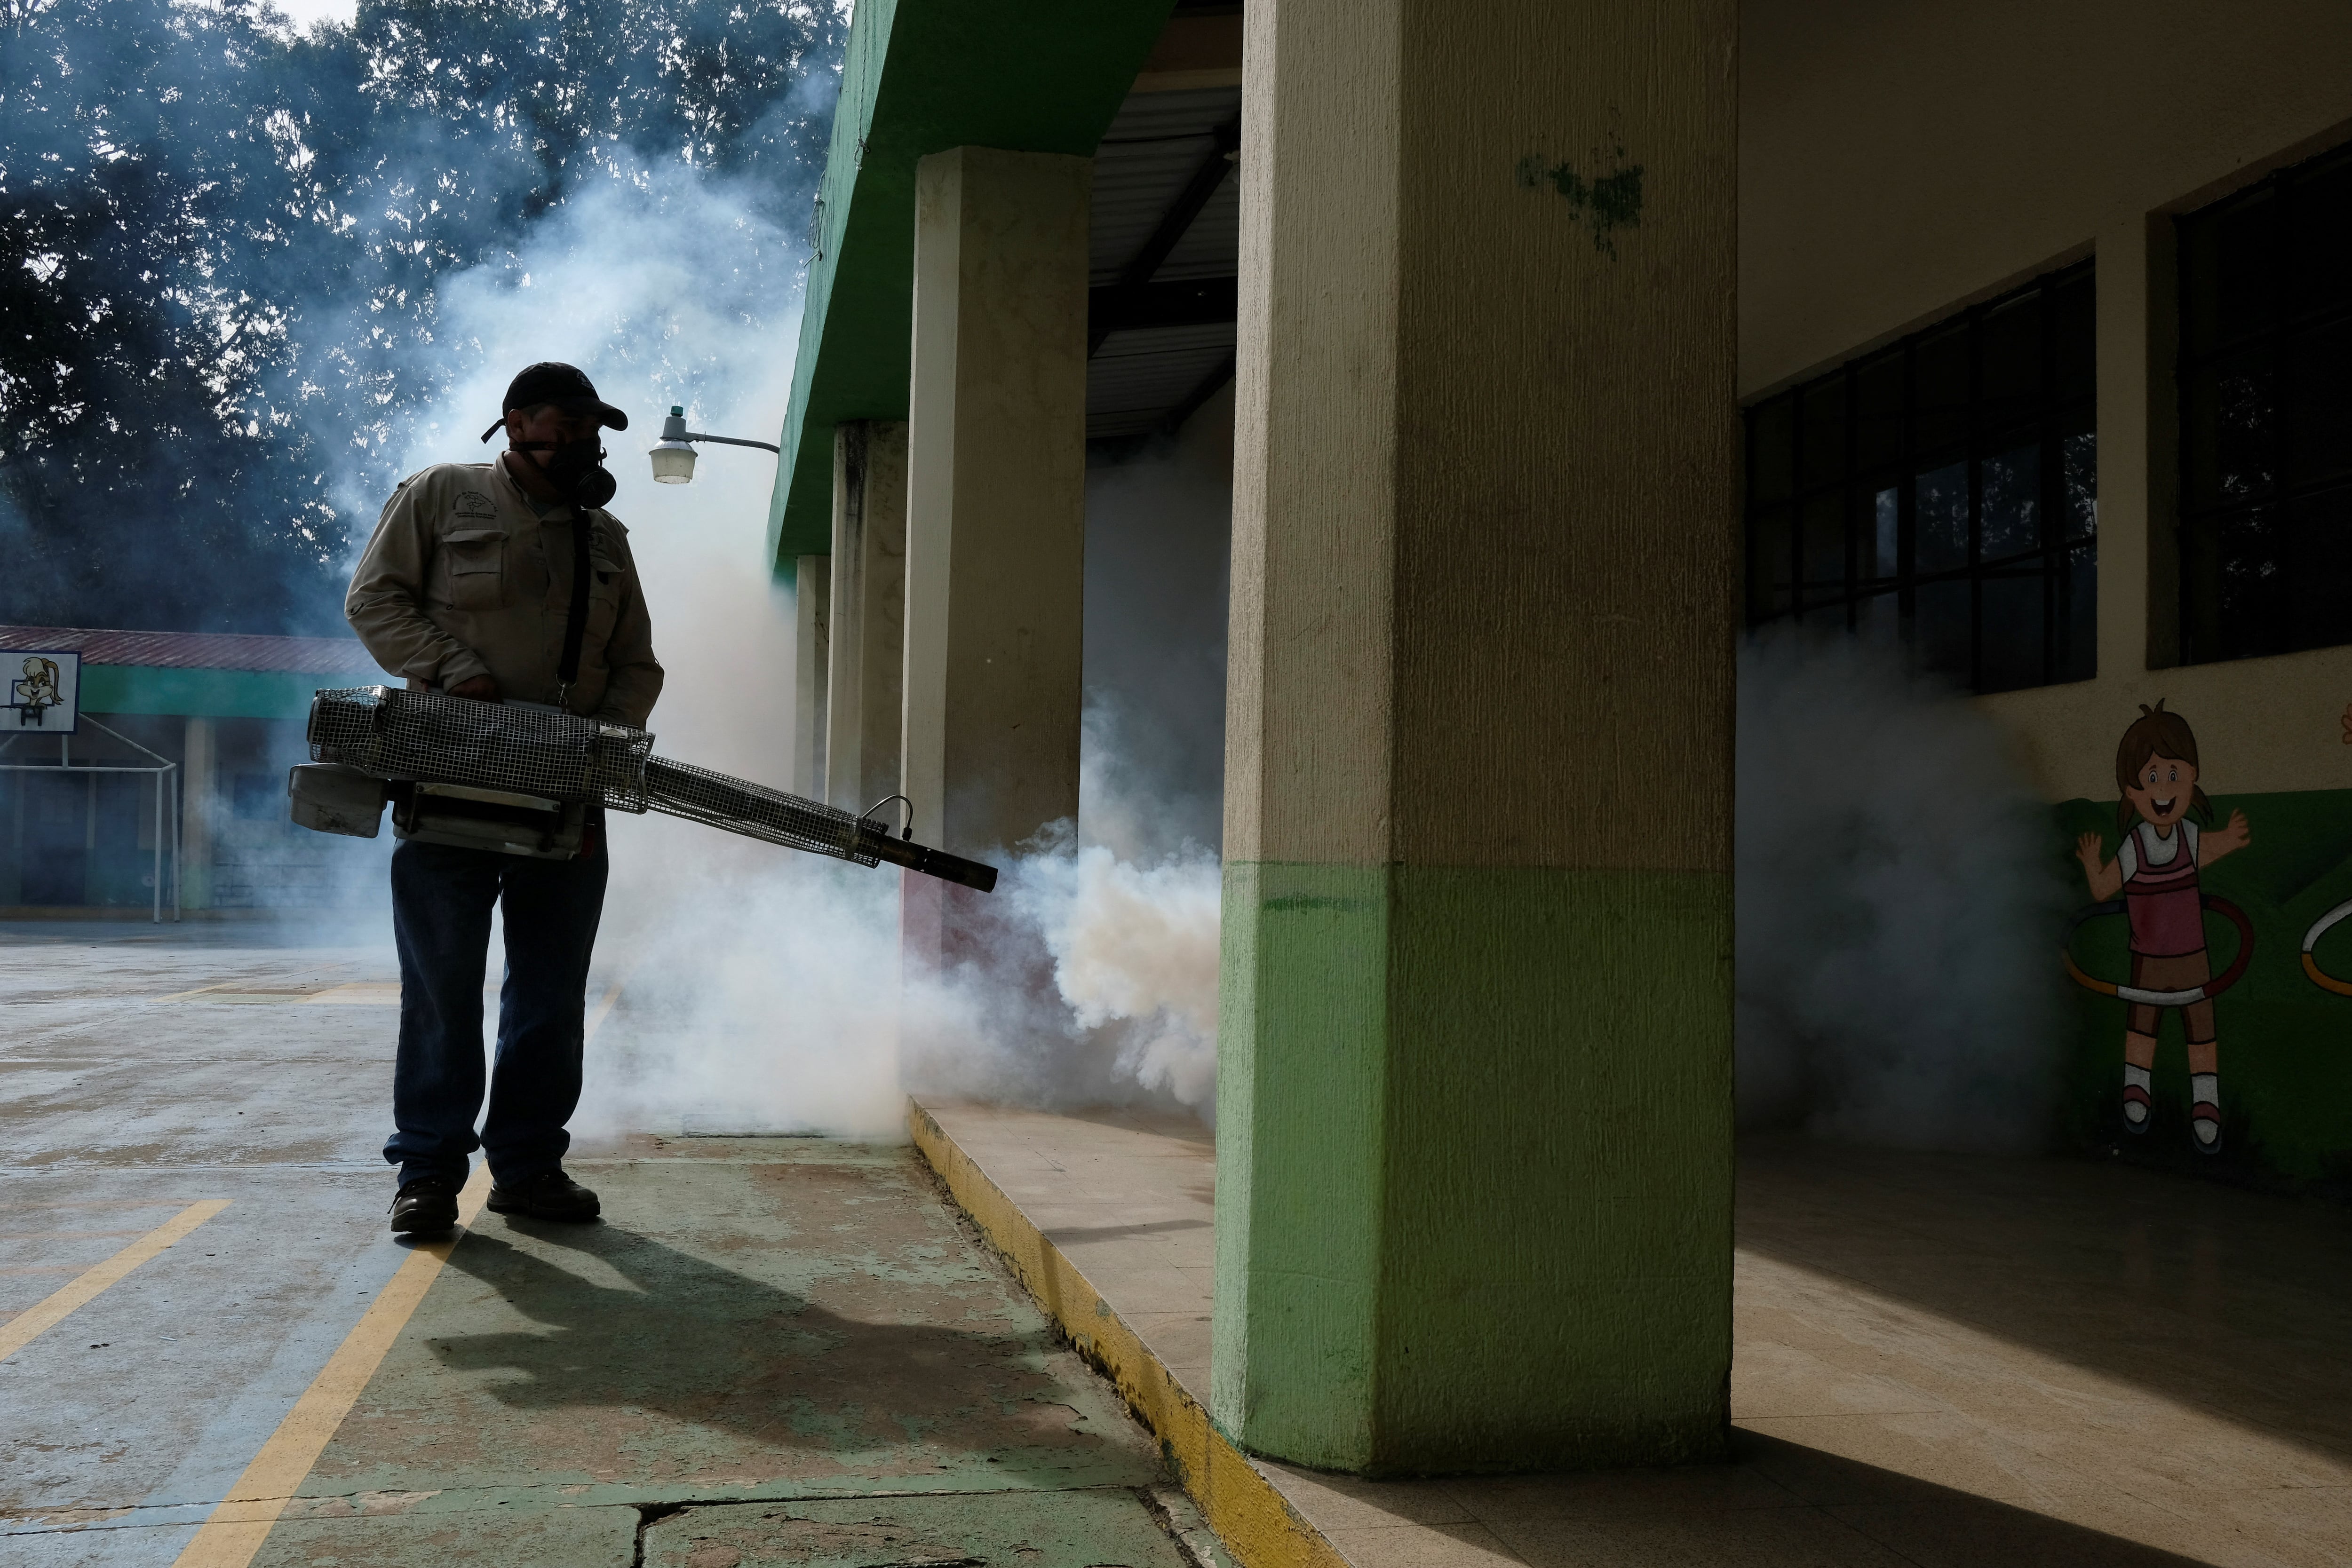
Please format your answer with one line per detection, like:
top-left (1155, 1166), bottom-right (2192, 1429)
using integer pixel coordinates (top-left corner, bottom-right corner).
top-left (824, 420), bottom-right (911, 815)
top-left (791, 554), bottom-right (830, 800)
top-left (181, 716), bottom-right (215, 910)
top-left (900, 146), bottom-right (1089, 961)
top-left (1212, 0), bottom-right (1740, 1475)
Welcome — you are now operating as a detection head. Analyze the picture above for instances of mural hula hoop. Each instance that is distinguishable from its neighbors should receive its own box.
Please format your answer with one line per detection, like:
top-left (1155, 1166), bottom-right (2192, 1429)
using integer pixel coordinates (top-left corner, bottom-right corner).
top-left (2301, 898), bottom-right (2352, 997)
top-left (2062, 895), bottom-right (2253, 1006)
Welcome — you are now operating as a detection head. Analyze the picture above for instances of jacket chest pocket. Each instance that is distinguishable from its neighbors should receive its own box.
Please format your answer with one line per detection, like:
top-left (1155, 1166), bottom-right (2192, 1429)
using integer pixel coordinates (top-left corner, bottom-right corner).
top-left (584, 550), bottom-right (626, 641)
top-left (440, 529), bottom-right (508, 611)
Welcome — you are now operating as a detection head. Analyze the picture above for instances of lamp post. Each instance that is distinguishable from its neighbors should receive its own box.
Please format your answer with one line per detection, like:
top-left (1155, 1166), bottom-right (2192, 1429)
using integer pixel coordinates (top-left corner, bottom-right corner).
top-left (647, 405), bottom-right (781, 484)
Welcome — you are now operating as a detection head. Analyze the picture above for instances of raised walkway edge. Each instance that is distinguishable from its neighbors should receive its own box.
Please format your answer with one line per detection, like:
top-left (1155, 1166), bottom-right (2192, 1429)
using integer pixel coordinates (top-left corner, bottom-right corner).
top-left (907, 1098), bottom-right (1347, 1568)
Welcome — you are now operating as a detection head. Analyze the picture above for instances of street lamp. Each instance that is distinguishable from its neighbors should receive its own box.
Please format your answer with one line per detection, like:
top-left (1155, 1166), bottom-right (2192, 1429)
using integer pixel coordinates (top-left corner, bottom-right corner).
top-left (647, 405), bottom-right (781, 485)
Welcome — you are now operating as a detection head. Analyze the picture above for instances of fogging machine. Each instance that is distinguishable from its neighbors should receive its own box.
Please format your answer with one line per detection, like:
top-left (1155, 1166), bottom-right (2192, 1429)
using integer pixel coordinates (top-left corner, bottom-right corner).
top-left (286, 685), bottom-right (997, 892)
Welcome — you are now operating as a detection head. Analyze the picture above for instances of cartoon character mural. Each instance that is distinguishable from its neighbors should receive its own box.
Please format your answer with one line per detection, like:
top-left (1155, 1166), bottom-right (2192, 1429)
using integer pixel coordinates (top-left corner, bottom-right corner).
top-left (11, 656), bottom-right (63, 726)
top-left (2066, 702), bottom-right (2253, 1154)
top-left (2303, 704), bottom-right (2352, 998)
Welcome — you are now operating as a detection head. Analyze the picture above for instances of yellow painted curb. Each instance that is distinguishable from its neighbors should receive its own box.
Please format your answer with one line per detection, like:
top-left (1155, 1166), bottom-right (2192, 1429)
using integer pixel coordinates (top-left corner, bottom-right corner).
top-left (908, 1100), bottom-right (1351, 1568)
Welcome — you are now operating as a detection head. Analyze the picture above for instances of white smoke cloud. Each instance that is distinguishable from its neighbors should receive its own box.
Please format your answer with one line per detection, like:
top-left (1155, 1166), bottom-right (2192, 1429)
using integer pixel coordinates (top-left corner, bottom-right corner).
top-left (359, 159), bottom-right (909, 1137)
top-left (1077, 446), bottom-right (1232, 862)
top-left (1013, 838), bottom-right (1222, 1117)
top-left (1736, 629), bottom-right (2067, 1150)
top-left (372, 158), bottom-right (1232, 1138)
top-left (344, 182), bottom-right (2072, 1156)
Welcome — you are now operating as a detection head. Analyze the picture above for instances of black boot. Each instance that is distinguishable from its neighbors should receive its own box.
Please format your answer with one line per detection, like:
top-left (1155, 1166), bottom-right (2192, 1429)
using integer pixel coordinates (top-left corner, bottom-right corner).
top-left (390, 1175), bottom-right (461, 1236)
top-left (487, 1170), bottom-right (601, 1222)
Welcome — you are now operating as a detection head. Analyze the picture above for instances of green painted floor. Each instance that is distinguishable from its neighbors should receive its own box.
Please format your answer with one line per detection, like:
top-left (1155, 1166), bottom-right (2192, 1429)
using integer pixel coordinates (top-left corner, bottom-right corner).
top-left (252, 1145), bottom-right (1196, 1566)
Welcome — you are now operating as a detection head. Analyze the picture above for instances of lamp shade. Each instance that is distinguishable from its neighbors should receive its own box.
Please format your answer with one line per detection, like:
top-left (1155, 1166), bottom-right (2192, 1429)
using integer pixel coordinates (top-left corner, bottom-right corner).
top-left (648, 440), bottom-right (697, 485)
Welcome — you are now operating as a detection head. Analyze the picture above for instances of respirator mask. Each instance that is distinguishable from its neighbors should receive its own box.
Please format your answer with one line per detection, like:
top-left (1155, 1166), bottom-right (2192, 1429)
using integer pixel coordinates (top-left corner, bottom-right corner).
top-left (477, 362), bottom-right (629, 512)
top-left (508, 435), bottom-right (618, 509)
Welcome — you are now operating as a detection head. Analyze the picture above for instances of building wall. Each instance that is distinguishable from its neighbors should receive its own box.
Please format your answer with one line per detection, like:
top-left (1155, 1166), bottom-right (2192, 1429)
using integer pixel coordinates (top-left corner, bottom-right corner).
top-left (1744, 0), bottom-right (2352, 796)
top-left (1742, 0), bottom-right (2352, 1186)
top-left (0, 713), bottom-right (181, 912)
top-left (1742, 0), bottom-right (2352, 401)
top-left (0, 709), bottom-right (385, 914)
top-left (207, 717), bottom-right (388, 911)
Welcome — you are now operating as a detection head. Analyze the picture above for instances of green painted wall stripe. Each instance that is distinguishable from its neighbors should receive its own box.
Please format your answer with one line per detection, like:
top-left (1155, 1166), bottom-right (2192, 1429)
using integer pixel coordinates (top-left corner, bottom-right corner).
top-left (1212, 860), bottom-right (1388, 1468)
top-left (1214, 860), bottom-right (1734, 1474)
top-left (79, 665), bottom-right (342, 721)
top-left (1374, 865), bottom-right (1733, 1465)
top-left (765, 0), bottom-right (1171, 569)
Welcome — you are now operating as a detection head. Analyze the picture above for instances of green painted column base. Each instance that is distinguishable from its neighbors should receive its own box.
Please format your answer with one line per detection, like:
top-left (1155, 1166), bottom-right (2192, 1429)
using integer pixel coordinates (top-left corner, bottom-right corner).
top-left (1213, 860), bottom-right (1734, 1475)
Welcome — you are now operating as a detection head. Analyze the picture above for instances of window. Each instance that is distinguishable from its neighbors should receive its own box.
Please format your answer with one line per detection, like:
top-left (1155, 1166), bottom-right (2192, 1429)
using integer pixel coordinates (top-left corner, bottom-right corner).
top-left (2177, 141), bottom-right (2352, 664)
top-left (1745, 262), bottom-right (2098, 692)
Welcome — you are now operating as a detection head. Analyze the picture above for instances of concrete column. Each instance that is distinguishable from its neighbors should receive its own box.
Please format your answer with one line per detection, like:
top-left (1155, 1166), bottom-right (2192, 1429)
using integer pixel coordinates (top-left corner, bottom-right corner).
top-left (1212, 0), bottom-right (1740, 1474)
top-left (791, 554), bottom-right (831, 800)
top-left (181, 716), bottom-right (215, 910)
top-left (825, 420), bottom-right (911, 815)
top-left (900, 146), bottom-right (1089, 961)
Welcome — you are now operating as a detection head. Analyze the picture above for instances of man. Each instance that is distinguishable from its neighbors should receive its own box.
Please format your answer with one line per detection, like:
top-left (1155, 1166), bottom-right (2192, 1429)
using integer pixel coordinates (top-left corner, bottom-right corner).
top-left (347, 362), bottom-right (663, 1236)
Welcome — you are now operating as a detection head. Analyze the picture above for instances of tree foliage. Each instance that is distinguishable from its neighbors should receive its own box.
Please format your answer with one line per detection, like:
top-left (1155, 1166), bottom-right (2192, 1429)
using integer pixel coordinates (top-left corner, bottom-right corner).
top-left (0, 0), bottom-right (844, 632)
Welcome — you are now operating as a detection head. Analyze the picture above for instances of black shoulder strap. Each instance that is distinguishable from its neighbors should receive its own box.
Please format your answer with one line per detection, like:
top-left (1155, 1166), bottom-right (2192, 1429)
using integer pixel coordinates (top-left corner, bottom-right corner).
top-left (557, 512), bottom-right (592, 702)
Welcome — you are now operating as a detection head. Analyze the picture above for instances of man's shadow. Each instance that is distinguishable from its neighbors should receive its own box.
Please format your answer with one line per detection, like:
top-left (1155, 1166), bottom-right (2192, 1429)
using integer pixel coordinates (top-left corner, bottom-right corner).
top-left (428, 1218), bottom-right (1141, 1484)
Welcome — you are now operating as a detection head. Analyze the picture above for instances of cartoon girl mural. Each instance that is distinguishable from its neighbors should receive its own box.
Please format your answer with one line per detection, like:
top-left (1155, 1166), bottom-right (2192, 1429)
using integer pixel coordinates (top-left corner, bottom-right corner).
top-left (2073, 702), bottom-right (2251, 1153)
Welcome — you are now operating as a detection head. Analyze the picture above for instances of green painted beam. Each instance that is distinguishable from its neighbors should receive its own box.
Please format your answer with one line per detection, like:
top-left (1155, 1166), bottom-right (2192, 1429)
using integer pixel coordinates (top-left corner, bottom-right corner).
top-left (79, 665), bottom-right (343, 721)
top-left (765, 0), bottom-right (1172, 570)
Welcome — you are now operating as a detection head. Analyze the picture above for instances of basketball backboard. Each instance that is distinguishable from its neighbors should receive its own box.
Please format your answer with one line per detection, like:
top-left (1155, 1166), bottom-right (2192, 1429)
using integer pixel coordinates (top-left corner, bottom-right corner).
top-left (2, 650), bottom-right (81, 734)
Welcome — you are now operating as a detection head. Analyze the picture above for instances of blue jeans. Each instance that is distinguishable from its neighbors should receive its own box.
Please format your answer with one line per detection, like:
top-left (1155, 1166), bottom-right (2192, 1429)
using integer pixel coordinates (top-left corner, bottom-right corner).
top-left (385, 836), bottom-right (608, 1188)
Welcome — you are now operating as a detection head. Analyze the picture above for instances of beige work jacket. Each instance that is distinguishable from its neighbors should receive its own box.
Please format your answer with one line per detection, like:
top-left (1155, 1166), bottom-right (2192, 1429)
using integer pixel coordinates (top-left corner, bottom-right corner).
top-left (345, 455), bottom-right (664, 727)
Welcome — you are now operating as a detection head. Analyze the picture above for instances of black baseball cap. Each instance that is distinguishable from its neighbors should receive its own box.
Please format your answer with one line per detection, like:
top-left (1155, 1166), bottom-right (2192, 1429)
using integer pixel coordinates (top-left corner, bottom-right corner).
top-left (477, 362), bottom-right (628, 442)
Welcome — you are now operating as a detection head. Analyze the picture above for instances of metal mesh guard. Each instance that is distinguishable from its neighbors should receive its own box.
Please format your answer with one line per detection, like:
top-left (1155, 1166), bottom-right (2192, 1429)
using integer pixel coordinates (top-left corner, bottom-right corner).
top-left (308, 687), bottom-right (879, 867)
top-left (307, 687), bottom-right (654, 812)
top-left (642, 756), bottom-right (878, 865)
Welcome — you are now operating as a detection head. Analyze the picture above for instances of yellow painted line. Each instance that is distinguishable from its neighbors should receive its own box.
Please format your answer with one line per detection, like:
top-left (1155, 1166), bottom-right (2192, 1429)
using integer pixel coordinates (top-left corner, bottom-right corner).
top-left (0, 1200), bottom-right (229, 1361)
top-left (578, 949), bottom-right (650, 1050)
top-left (584, 981), bottom-right (624, 1044)
top-left (0, 1213), bottom-right (200, 1222)
top-left (298, 982), bottom-right (402, 1006)
top-left (907, 1102), bottom-right (1337, 1568)
top-left (151, 982), bottom-right (238, 1003)
top-left (171, 1165), bottom-right (492, 1568)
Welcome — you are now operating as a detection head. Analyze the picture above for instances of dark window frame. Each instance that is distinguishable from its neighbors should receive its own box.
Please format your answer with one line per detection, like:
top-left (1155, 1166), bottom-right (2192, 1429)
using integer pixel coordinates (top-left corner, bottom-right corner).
top-left (2176, 138), bottom-right (2352, 665)
top-left (1743, 261), bottom-right (2098, 694)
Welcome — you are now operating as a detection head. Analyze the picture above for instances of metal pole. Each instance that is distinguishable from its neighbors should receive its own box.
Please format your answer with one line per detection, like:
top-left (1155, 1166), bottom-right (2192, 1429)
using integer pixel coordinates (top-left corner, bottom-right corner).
top-left (169, 765), bottom-right (181, 923)
top-left (685, 431), bottom-right (783, 453)
top-left (151, 765), bottom-right (162, 925)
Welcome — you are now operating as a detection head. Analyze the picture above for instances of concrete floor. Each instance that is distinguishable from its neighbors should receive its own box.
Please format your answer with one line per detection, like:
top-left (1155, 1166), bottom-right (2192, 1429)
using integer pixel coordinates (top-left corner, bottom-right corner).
top-left (16, 921), bottom-right (2352, 1568)
top-left (926, 1103), bottom-right (2352, 1568)
top-left (0, 922), bottom-right (1214, 1567)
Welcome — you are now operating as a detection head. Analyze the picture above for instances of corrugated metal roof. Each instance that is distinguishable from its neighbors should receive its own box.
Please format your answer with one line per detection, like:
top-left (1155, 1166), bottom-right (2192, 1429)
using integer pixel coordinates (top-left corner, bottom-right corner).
top-left (1089, 325), bottom-right (1238, 438)
top-left (1088, 82), bottom-right (1242, 442)
top-left (1091, 85), bottom-right (1240, 284)
top-left (0, 625), bottom-right (386, 677)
